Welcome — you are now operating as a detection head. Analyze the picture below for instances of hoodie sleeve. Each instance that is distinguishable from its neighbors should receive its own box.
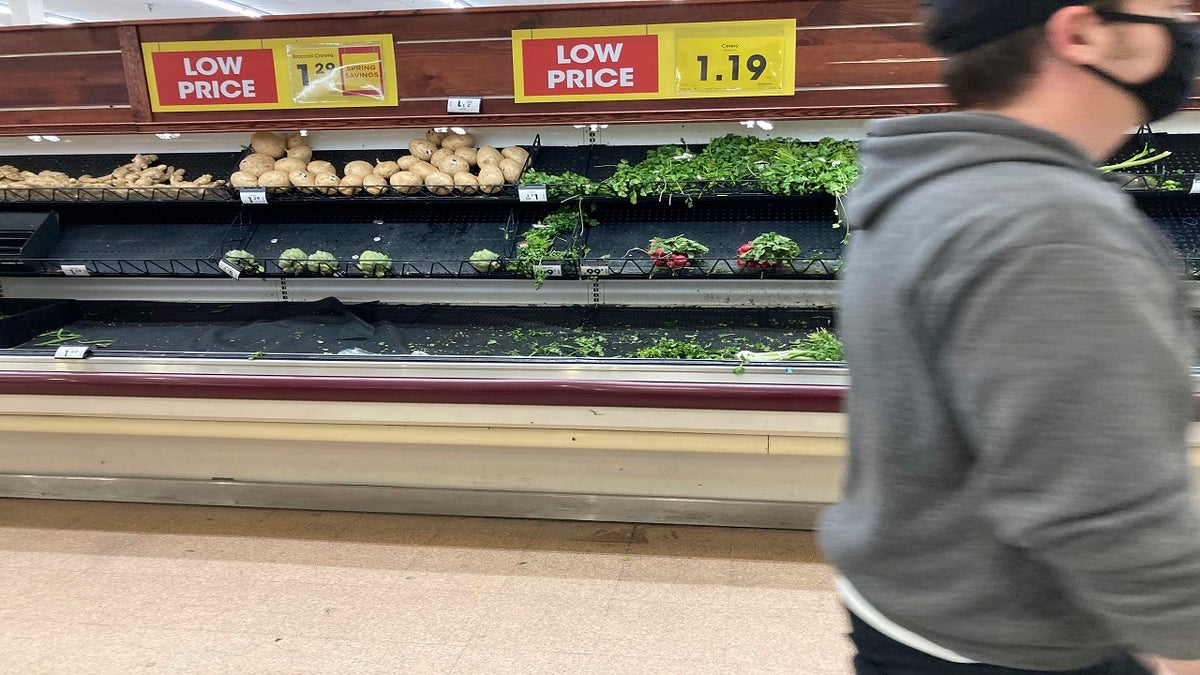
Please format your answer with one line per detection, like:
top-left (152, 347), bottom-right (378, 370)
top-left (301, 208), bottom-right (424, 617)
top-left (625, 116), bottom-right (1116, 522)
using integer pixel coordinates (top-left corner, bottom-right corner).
top-left (929, 237), bottom-right (1200, 659)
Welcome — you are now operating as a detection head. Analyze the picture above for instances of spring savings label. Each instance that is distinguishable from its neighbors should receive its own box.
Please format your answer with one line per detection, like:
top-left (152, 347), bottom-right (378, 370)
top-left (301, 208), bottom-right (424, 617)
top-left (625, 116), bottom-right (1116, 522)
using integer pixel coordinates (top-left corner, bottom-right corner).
top-left (142, 34), bottom-right (398, 112)
top-left (511, 19), bottom-right (796, 103)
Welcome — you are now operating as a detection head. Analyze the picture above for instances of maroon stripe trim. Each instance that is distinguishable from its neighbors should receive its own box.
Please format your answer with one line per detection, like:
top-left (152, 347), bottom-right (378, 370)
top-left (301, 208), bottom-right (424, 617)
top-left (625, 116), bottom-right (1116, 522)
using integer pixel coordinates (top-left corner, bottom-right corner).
top-left (0, 371), bottom-right (846, 414)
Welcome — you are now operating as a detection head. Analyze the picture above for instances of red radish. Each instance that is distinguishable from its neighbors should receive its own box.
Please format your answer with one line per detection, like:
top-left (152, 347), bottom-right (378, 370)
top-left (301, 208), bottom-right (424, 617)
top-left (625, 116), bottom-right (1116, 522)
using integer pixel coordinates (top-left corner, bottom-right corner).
top-left (667, 253), bottom-right (690, 269)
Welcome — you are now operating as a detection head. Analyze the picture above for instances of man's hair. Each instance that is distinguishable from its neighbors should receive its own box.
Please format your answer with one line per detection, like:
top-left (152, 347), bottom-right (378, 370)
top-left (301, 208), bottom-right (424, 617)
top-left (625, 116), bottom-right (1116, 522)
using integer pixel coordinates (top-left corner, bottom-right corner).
top-left (937, 0), bottom-right (1123, 108)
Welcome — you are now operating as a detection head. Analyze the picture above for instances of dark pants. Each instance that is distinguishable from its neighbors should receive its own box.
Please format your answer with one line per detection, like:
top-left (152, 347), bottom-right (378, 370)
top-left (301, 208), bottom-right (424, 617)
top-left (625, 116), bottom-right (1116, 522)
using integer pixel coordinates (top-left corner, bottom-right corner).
top-left (849, 612), bottom-right (1153, 675)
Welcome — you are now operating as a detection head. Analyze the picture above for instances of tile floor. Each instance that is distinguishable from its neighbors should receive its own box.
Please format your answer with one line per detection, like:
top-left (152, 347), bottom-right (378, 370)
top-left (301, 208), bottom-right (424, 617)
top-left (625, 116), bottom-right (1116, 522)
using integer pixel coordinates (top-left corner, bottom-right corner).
top-left (0, 498), bottom-right (853, 674)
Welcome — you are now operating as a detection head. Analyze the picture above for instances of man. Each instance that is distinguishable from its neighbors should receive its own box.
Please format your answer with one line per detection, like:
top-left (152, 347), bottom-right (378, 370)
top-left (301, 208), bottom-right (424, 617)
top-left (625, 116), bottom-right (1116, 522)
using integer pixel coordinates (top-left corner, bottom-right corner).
top-left (817, 1), bottom-right (1200, 673)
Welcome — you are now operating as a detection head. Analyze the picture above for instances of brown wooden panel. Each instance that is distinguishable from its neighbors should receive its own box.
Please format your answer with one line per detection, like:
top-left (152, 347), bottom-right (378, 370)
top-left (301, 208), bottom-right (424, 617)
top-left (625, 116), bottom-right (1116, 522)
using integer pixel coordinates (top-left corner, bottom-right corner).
top-left (0, 107), bottom-right (137, 133)
top-left (0, 53), bottom-right (129, 108)
top-left (133, 1), bottom-right (922, 43)
top-left (118, 26), bottom-right (153, 123)
top-left (0, 0), bottom-right (951, 135)
top-left (0, 23), bottom-right (121, 54)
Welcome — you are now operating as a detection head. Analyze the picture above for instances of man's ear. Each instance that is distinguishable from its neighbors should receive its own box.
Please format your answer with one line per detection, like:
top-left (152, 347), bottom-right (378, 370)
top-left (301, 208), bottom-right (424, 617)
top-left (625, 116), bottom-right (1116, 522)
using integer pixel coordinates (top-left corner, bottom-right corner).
top-left (1045, 4), bottom-right (1108, 65)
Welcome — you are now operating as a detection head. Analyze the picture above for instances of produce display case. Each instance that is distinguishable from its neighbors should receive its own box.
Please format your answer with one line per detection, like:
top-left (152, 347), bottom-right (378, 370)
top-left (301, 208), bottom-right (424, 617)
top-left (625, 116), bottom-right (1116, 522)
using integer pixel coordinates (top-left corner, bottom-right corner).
top-left (1, 0), bottom-right (1197, 527)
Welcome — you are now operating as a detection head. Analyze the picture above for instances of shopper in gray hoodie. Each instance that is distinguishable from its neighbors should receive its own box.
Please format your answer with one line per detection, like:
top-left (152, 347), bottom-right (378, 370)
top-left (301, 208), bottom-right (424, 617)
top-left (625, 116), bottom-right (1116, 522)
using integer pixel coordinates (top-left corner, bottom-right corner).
top-left (817, 1), bottom-right (1200, 673)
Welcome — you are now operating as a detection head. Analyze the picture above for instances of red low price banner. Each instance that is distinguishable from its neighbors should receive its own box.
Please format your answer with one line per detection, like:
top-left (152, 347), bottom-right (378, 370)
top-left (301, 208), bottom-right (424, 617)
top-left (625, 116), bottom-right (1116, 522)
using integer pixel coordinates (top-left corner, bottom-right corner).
top-left (150, 49), bottom-right (279, 106)
top-left (519, 35), bottom-right (659, 98)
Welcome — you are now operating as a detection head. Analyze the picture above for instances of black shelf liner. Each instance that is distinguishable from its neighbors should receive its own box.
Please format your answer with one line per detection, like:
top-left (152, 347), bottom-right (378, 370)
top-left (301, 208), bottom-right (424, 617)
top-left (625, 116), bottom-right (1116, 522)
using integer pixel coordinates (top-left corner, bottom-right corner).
top-left (244, 201), bottom-right (515, 277)
top-left (583, 199), bottom-right (843, 276)
top-left (1, 298), bottom-right (836, 358)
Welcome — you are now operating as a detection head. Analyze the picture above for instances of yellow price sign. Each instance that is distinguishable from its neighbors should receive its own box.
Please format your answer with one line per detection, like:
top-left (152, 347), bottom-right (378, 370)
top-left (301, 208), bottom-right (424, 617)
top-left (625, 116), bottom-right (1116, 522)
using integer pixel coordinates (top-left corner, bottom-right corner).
top-left (287, 41), bottom-right (387, 105)
top-left (671, 19), bottom-right (795, 97)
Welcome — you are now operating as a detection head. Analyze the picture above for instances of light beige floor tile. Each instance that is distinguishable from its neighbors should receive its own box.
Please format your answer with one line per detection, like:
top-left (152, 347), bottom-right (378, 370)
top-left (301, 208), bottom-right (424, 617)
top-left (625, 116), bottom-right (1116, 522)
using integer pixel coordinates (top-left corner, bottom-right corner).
top-left (451, 646), bottom-right (594, 675)
top-left (591, 599), bottom-right (732, 662)
top-left (0, 526), bottom-right (142, 556)
top-left (731, 559), bottom-right (838, 593)
top-left (726, 609), bottom-right (854, 673)
top-left (585, 655), bottom-right (734, 674)
top-left (503, 548), bottom-right (626, 599)
top-left (469, 593), bottom-right (611, 655)
top-left (0, 502), bottom-right (856, 675)
top-left (404, 545), bottom-right (526, 593)
top-left (247, 637), bottom-right (463, 675)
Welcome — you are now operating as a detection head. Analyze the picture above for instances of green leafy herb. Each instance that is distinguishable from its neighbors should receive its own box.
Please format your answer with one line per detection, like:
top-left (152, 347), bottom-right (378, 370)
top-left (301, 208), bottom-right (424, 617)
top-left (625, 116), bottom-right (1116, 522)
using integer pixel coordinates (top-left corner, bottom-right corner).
top-left (506, 205), bottom-right (598, 288)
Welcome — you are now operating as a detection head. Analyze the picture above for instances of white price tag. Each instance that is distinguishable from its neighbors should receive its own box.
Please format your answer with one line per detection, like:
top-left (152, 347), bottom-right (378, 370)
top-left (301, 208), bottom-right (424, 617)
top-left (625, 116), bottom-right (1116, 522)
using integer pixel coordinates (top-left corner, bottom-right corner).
top-left (218, 259), bottom-right (242, 279)
top-left (54, 345), bottom-right (90, 359)
top-left (518, 185), bottom-right (548, 203)
top-left (535, 264), bottom-right (563, 278)
top-left (240, 187), bottom-right (268, 205)
top-left (60, 264), bottom-right (90, 277)
top-left (1190, 178), bottom-right (1200, 195)
top-left (581, 265), bottom-right (611, 277)
top-left (447, 96), bottom-right (482, 114)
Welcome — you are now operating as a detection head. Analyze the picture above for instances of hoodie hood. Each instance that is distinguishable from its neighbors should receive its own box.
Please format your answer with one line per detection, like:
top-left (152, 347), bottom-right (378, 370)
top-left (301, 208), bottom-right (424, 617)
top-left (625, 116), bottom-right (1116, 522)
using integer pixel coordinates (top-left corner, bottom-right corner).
top-left (847, 113), bottom-right (1099, 231)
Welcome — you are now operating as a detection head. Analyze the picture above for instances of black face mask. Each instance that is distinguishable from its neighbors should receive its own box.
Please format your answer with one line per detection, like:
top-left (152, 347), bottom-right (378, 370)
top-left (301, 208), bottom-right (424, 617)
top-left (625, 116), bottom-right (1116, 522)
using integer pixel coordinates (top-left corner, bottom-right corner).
top-left (1083, 11), bottom-right (1200, 123)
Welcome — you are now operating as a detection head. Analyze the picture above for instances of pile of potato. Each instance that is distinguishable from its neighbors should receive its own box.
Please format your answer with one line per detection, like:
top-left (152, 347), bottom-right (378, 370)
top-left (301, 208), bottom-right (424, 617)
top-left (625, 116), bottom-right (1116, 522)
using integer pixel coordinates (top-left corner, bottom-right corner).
top-left (0, 154), bottom-right (225, 200)
top-left (228, 130), bottom-right (529, 196)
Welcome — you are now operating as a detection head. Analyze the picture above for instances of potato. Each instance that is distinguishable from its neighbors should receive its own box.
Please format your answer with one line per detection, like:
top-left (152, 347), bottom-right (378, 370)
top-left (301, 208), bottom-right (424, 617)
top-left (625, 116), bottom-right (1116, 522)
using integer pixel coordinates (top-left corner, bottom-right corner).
top-left (453, 172), bottom-right (479, 194)
top-left (477, 166), bottom-right (504, 195)
top-left (251, 131), bottom-right (286, 159)
top-left (476, 146), bottom-right (503, 167)
top-left (424, 171), bottom-right (454, 196)
top-left (374, 160), bottom-right (400, 178)
top-left (344, 160), bottom-right (374, 177)
top-left (362, 173), bottom-right (388, 195)
top-left (307, 160), bottom-right (336, 175)
top-left (408, 139), bottom-right (437, 161)
top-left (239, 153), bottom-right (276, 177)
top-left (498, 157), bottom-right (524, 183)
top-left (397, 155), bottom-right (422, 170)
top-left (257, 170), bottom-right (291, 188)
top-left (429, 148), bottom-right (455, 169)
top-left (286, 146), bottom-right (313, 164)
top-left (338, 174), bottom-right (364, 196)
top-left (438, 156), bottom-right (470, 176)
top-left (289, 170), bottom-right (315, 187)
top-left (286, 132), bottom-right (310, 150)
top-left (274, 157), bottom-right (307, 174)
top-left (501, 146), bottom-right (530, 167)
top-left (314, 172), bottom-right (340, 195)
top-left (389, 170), bottom-right (423, 195)
top-left (454, 147), bottom-right (478, 167)
top-left (229, 171), bottom-right (259, 188)
top-left (407, 161), bottom-right (438, 179)
top-left (426, 130), bottom-right (449, 145)
top-left (440, 132), bottom-right (476, 151)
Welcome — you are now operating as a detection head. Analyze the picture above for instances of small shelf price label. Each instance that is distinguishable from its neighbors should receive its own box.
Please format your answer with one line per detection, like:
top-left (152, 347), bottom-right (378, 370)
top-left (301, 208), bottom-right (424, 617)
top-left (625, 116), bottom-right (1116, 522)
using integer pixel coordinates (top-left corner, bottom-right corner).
top-left (54, 345), bottom-right (91, 359)
top-left (518, 185), bottom-right (548, 203)
top-left (240, 187), bottom-right (268, 205)
top-left (581, 264), bottom-right (611, 277)
top-left (218, 259), bottom-right (242, 279)
top-left (535, 264), bottom-right (563, 278)
top-left (673, 19), bottom-right (795, 97)
top-left (447, 96), bottom-right (482, 114)
top-left (60, 264), bottom-right (90, 277)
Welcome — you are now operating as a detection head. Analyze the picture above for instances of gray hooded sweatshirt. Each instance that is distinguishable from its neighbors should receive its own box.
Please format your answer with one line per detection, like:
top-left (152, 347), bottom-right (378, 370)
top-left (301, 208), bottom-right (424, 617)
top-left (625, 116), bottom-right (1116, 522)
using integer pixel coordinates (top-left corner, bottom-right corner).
top-left (818, 112), bottom-right (1200, 669)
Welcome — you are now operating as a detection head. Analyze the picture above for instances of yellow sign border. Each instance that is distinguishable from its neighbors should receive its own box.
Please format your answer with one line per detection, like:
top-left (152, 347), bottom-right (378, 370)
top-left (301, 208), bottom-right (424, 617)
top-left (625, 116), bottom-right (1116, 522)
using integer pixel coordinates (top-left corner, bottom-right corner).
top-left (143, 34), bottom-right (399, 113)
top-left (512, 19), bottom-right (796, 104)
